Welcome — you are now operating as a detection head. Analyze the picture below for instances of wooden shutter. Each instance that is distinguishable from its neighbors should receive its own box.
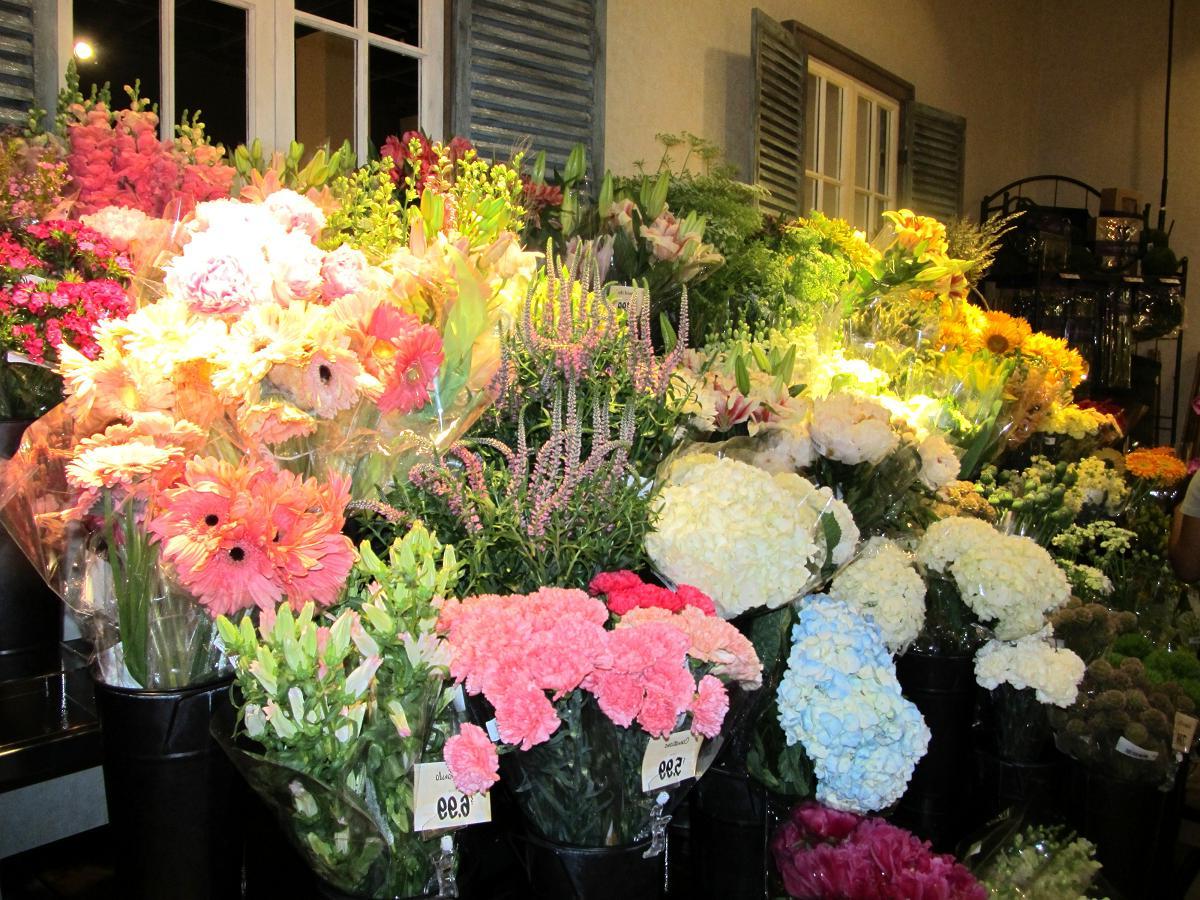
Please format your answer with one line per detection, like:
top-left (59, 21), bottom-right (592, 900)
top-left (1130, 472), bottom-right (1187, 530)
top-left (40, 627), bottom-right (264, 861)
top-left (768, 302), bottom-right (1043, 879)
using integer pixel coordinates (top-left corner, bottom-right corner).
top-left (751, 9), bottom-right (807, 218)
top-left (453, 0), bottom-right (605, 179)
top-left (0, 0), bottom-right (34, 127)
top-left (901, 101), bottom-right (966, 220)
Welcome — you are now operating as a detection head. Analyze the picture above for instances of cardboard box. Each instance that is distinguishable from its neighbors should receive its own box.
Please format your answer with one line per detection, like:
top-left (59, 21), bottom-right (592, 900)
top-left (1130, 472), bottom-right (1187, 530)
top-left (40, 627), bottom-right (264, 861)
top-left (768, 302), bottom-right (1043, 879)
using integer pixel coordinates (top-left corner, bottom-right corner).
top-left (1100, 187), bottom-right (1142, 216)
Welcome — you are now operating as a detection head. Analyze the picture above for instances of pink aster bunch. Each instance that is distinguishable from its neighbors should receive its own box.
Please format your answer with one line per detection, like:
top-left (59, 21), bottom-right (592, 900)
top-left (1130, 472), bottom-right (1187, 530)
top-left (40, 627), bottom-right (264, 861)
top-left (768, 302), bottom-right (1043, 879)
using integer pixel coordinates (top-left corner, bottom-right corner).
top-left (771, 801), bottom-right (987, 900)
top-left (0, 218), bottom-right (133, 417)
top-left (62, 84), bottom-right (234, 217)
top-left (437, 584), bottom-right (761, 846)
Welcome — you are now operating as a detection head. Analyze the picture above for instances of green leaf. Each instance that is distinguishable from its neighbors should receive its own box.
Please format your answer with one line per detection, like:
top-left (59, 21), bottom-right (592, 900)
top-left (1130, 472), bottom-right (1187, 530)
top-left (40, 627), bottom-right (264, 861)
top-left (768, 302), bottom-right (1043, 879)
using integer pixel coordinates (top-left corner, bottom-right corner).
top-left (819, 511), bottom-right (842, 567)
top-left (659, 312), bottom-right (677, 354)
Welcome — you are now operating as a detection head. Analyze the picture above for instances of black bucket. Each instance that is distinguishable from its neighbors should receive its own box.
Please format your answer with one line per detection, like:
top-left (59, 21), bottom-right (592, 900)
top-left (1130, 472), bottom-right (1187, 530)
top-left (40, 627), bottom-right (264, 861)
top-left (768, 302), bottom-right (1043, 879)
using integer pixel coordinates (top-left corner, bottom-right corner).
top-left (1063, 761), bottom-right (1183, 900)
top-left (688, 767), bottom-right (792, 900)
top-left (93, 677), bottom-right (241, 900)
top-left (0, 419), bottom-right (62, 681)
top-left (894, 653), bottom-right (976, 849)
top-left (523, 833), bottom-right (663, 900)
top-left (970, 741), bottom-right (1067, 829)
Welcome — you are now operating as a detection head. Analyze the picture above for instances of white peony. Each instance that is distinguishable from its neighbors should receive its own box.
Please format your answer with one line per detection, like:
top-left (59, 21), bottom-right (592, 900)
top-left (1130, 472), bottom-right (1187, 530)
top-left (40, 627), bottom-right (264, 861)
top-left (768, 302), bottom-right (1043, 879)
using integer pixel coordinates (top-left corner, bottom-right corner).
top-left (916, 433), bottom-right (961, 491)
top-left (974, 632), bottom-right (1085, 707)
top-left (810, 393), bottom-right (899, 465)
top-left (754, 417), bottom-right (815, 473)
top-left (828, 537), bottom-right (926, 653)
top-left (646, 454), bottom-right (859, 618)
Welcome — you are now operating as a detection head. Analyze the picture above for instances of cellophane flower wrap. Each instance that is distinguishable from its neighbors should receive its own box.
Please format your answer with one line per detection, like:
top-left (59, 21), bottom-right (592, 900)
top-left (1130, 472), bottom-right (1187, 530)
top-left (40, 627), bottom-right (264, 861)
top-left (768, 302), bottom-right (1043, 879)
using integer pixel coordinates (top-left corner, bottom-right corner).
top-left (216, 524), bottom-right (462, 899)
top-left (645, 450), bottom-right (858, 619)
top-left (914, 516), bottom-right (1071, 654)
top-left (436, 575), bottom-right (761, 847)
top-left (0, 183), bottom-right (522, 688)
top-left (771, 801), bottom-right (986, 900)
top-left (776, 596), bottom-right (929, 813)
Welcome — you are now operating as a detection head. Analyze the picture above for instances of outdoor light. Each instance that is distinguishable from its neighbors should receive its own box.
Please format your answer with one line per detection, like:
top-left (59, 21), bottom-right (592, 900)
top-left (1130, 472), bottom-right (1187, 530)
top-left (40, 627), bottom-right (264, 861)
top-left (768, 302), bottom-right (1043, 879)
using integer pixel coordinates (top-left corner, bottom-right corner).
top-left (73, 40), bottom-right (94, 61)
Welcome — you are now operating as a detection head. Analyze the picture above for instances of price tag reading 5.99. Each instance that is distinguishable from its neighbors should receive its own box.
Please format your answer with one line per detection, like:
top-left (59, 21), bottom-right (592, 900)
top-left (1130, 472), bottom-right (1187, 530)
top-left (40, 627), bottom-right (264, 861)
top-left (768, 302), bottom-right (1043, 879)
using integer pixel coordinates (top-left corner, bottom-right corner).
top-left (641, 731), bottom-right (701, 792)
top-left (412, 762), bottom-right (492, 832)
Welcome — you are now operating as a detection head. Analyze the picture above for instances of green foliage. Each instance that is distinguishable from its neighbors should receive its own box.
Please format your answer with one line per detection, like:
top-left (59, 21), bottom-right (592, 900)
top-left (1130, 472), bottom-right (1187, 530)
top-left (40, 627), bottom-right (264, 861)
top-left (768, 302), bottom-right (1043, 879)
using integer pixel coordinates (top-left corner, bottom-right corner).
top-left (322, 160), bottom-right (408, 260)
top-left (232, 138), bottom-right (357, 193)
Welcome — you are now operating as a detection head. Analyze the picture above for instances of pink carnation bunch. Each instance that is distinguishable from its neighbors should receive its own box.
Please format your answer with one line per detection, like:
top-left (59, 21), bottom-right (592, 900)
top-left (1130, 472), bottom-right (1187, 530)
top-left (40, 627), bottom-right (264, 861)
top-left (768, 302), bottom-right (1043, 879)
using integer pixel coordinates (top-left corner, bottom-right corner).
top-left (437, 586), bottom-right (739, 766)
top-left (771, 802), bottom-right (987, 900)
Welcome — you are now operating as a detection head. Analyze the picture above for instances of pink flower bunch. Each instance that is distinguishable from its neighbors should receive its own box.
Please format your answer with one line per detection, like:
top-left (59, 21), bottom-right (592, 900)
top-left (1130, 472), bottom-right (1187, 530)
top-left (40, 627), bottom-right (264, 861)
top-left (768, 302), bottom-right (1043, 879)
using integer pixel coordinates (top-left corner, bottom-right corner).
top-left (771, 802), bottom-right (987, 900)
top-left (147, 457), bottom-right (355, 616)
top-left (438, 586), bottom-right (731, 754)
top-left (381, 130), bottom-right (475, 193)
top-left (65, 99), bottom-right (234, 217)
top-left (589, 569), bottom-right (717, 616)
top-left (443, 722), bottom-right (500, 795)
top-left (616, 605), bottom-right (763, 688)
top-left (0, 220), bottom-right (133, 364)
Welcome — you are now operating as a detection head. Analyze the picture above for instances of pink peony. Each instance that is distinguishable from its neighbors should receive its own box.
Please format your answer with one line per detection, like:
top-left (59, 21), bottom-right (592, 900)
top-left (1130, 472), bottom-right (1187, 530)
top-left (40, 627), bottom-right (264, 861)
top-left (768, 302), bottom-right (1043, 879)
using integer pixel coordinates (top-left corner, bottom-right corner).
top-left (268, 230), bottom-right (326, 303)
top-left (444, 723), bottom-right (500, 795)
top-left (164, 231), bottom-right (274, 314)
top-left (320, 244), bottom-right (370, 302)
top-left (263, 189), bottom-right (326, 238)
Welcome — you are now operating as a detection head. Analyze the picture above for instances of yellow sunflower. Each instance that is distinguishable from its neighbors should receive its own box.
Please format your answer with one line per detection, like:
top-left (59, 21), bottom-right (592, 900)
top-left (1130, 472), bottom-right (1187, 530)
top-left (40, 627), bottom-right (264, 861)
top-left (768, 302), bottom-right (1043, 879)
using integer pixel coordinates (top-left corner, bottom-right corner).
top-left (977, 311), bottom-right (1032, 355)
top-left (936, 301), bottom-right (986, 350)
top-left (1021, 332), bottom-right (1087, 389)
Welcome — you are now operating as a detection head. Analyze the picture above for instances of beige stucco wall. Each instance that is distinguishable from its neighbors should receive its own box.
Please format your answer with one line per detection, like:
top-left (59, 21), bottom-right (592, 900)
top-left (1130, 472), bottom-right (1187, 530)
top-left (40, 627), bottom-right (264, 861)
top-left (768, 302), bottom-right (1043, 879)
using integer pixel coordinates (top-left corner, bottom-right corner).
top-left (604, 0), bottom-right (1042, 215)
top-left (605, 0), bottom-right (1199, 442)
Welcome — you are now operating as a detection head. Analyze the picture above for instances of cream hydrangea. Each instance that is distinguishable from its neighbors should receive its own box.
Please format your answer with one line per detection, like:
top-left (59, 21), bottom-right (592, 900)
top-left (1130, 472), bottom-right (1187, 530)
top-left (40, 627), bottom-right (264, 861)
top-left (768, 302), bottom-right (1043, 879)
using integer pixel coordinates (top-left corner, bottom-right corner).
top-left (917, 517), bottom-right (1070, 640)
top-left (810, 394), bottom-right (900, 466)
top-left (646, 455), bottom-right (859, 618)
top-left (828, 537), bottom-right (926, 653)
top-left (916, 433), bottom-right (960, 491)
top-left (974, 632), bottom-right (1085, 707)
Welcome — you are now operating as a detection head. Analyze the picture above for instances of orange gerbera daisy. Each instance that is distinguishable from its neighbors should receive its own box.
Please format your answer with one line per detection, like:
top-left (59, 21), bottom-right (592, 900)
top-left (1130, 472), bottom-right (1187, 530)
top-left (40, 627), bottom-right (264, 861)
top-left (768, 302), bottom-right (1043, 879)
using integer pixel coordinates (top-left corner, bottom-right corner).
top-left (1125, 446), bottom-right (1189, 485)
top-left (977, 311), bottom-right (1032, 355)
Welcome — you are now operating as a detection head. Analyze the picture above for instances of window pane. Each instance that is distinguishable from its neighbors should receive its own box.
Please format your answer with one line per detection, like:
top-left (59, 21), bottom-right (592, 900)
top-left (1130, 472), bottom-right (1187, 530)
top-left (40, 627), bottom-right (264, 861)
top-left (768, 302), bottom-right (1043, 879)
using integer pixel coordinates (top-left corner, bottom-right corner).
top-left (822, 183), bottom-right (840, 217)
top-left (73, 0), bottom-right (160, 108)
top-left (822, 82), bottom-right (842, 178)
top-left (805, 177), bottom-right (817, 213)
top-left (855, 97), bottom-right (870, 189)
top-left (175, 0), bottom-right (247, 149)
top-left (370, 1), bottom-right (420, 45)
top-left (877, 107), bottom-right (892, 195)
top-left (854, 192), bottom-right (869, 231)
top-left (871, 195), bottom-right (886, 230)
top-left (369, 46), bottom-right (419, 153)
top-left (296, 0), bottom-right (353, 26)
top-left (804, 74), bottom-right (817, 171)
top-left (295, 25), bottom-right (356, 152)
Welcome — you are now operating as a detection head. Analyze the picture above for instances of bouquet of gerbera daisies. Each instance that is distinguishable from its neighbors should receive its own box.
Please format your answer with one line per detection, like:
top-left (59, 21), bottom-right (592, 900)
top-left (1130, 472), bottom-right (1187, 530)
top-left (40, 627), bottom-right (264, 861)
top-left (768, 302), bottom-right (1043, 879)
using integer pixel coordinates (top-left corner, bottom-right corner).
top-left (437, 573), bottom-right (761, 849)
top-left (0, 185), bottom-right (522, 689)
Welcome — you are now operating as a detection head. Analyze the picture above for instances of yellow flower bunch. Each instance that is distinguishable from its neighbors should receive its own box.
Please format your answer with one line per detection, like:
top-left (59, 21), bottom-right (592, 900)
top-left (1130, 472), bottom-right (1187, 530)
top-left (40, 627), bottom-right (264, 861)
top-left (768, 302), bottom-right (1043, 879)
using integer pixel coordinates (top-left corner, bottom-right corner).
top-left (1124, 446), bottom-right (1189, 485)
top-left (882, 208), bottom-right (949, 260)
top-left (1039, 405), bottom-right (1121, 441)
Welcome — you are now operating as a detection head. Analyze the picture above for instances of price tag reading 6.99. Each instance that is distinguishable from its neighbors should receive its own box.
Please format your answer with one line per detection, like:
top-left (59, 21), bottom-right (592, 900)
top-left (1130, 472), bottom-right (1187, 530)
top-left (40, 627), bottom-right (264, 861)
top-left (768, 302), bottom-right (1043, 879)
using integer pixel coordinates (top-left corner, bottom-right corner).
top-left (413, 762), bottom-right (492, 832)
top-left (641, 731), bottom-right (701, 792)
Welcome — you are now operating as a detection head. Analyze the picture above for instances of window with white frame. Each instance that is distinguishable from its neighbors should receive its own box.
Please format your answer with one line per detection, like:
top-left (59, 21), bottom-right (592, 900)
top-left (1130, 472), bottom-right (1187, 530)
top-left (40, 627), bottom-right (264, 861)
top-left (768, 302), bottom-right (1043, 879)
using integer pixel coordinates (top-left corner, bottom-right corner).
top-left (65, 0), bottom-right (443, 158)
top-left (804, 59), bottom-right (899, 236)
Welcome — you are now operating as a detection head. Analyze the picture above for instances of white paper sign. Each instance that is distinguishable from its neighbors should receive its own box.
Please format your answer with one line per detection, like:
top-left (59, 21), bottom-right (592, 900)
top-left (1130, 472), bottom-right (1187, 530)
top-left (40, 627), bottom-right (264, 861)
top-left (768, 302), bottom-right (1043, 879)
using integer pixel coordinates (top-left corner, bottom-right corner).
top-left (641, 731), bottom-right (701, 792)
top-left (1174, 713), bottom-right (1199, 754)
top-left (1115, 736), bottom-right (1159, 761)
top-left (412, 762), bottom-right (492, 832)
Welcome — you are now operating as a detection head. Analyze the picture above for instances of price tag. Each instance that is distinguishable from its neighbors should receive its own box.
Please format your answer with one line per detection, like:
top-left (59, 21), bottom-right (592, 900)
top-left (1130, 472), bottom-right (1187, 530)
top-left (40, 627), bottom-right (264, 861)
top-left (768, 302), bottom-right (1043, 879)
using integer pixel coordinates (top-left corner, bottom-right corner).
top-left (1174, 713), bottom-right (1199, 754)
top-left (641, 731), bottom-right (701, 792)
top-left (412, 762), bottom-right (492, 832)
top-left (1115, 736), bottom-right (1159, 761)
top-left (1059, 272), bottom-right (1081, 280)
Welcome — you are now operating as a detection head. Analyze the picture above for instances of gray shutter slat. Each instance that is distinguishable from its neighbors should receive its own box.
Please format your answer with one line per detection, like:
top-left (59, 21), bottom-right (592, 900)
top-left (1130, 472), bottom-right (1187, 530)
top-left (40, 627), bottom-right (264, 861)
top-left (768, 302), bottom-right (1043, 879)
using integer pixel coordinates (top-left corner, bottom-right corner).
top-left (752, 9), bottom-right (807, 218)
top-left (0, 0), bottom-right (32, 126)
top-left (901, 101), bottom-right (966, 221)
top-left (455, 0), bottom-right (605, 179)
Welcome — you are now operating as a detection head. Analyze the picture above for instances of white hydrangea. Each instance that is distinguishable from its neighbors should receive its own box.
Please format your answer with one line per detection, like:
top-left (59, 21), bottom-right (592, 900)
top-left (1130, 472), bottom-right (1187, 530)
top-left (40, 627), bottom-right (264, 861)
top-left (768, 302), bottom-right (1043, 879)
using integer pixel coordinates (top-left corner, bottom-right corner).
top-left (916, 433), bottom-right (961, 491)
top-left (917, 517), bottom-right (1071, 640)
top-left (829, 537), bottom-right (926, 653)
top-left (810, 393), bottom-right (899, 466)
top-left (646, 455), bottom-right (859, 618)
top-left (974, 632), bottom-right (1086, 707)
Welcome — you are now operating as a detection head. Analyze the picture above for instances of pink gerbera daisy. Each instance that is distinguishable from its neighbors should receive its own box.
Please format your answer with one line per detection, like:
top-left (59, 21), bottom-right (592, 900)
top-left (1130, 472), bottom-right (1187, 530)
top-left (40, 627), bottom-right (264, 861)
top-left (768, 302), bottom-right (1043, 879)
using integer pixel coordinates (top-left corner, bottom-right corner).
top-left (377, 324), bottom-right (443, 415)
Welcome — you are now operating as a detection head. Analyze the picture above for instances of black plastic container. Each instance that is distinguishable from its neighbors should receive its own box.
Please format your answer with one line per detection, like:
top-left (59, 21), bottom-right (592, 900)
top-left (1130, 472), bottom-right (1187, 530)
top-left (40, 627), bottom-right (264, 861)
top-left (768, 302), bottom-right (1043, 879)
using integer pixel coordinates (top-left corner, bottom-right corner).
top-left (688, 766), bottom-right (792, 900)
top-left (523, 833), bottom-right (663, 900)
top-left (894, 653), bottom-right (976, 850)
top-left (93, 677), bottom-right (241, 900)
top-left (0, 419), bottom-right (62, 681)
top-left (970, 740), bottom-right (1067, 829)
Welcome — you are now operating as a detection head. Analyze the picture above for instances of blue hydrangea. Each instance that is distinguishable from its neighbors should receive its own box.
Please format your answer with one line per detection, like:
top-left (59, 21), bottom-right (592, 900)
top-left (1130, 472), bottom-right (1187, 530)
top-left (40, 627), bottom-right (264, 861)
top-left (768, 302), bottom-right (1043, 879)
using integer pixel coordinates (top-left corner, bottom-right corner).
top-left (776, 595), bottom-right (930, 812)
